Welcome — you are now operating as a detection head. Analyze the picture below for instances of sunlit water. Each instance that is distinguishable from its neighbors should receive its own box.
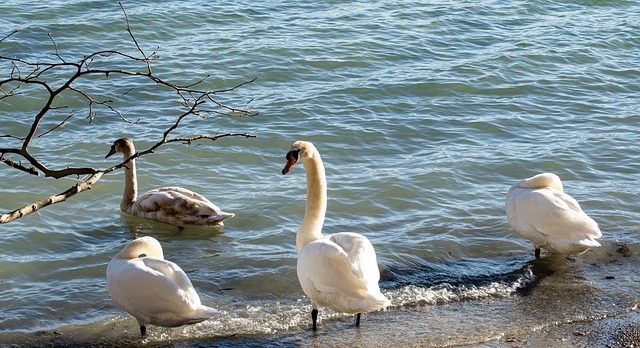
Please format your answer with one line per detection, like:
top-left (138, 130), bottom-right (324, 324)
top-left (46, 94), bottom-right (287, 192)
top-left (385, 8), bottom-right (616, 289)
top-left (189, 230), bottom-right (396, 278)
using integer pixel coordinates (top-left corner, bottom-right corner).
top-left (1, 0), bottom-right (639, 347)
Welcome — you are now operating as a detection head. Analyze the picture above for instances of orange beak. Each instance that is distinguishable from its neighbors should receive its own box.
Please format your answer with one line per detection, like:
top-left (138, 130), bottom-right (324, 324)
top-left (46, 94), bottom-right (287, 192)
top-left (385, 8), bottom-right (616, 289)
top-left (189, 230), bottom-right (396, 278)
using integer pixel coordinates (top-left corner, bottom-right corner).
top-left (282, 150), bottom-right (299, 175)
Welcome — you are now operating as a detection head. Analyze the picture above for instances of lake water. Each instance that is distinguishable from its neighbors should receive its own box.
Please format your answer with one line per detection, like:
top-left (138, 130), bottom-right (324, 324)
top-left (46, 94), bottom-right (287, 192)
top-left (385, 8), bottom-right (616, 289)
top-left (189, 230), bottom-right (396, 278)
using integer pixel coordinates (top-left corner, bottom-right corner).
top-left (1, 1), bottom-right (639, 347)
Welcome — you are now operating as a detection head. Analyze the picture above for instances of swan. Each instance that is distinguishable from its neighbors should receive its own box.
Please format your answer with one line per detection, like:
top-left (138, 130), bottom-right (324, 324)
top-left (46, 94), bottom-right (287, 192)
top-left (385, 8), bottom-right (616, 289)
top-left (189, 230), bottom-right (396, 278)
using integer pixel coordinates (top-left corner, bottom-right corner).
top-left (106, 236), bottom-right (218, 336)
top-left (281, 140), bottom-right (390, 330)
top-left (505, 173), bottom-right (602, 258)
top-left (105, 138), bottom-right (234, 227)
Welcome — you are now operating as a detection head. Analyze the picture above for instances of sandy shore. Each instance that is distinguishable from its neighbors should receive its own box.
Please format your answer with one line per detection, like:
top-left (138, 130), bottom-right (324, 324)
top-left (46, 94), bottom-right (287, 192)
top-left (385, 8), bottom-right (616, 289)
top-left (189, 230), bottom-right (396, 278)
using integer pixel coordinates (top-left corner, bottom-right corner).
top-left (476, 307), bottom-right (640, 348)
top-left (15, 304), bottom-right (639, 348)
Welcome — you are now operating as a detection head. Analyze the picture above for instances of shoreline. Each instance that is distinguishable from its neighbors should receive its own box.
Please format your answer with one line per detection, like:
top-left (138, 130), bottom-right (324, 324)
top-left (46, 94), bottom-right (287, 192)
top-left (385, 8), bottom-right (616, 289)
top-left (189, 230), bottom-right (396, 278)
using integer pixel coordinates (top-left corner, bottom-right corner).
top-left (5, 244), bottom-right (638, 348)
top-left (479, 305), bottom-right (640, 348)
top-left (11, 301), bottom-right (639, 348)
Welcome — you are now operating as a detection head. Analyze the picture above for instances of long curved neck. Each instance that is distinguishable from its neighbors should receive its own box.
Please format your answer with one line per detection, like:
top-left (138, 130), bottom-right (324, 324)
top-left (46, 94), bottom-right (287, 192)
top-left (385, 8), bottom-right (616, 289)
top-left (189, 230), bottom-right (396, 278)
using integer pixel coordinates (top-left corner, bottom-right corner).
top-left (121, 148), bottom-right (138, 214)
top-left (296, 152), bottom-right (327, 254)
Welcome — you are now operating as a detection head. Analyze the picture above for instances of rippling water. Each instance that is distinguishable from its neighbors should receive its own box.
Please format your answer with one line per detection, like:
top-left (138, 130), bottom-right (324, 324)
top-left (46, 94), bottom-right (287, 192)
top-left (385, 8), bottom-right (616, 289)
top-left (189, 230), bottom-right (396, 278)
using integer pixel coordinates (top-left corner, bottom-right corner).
top-left (1, 0), bottom-right (639, 347)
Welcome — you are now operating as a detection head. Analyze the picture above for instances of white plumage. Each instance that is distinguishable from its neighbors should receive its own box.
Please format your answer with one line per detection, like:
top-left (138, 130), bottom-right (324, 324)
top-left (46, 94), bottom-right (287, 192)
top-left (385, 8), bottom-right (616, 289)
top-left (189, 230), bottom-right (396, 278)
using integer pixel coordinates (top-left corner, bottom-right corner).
top-left (106, 236), bottom-right (218, 336)
top-left (505, 173), bottom-right (602, 257)
top-left (282, 141), bottom-right (390, 330)
top-left (106, 138), bottom-right (234, 227)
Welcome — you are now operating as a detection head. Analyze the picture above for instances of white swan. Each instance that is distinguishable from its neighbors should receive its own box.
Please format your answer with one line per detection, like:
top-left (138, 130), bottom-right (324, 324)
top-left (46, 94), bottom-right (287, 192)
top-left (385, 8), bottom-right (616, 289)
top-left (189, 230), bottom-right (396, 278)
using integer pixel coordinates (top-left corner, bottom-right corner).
top-left (282, 141), bottom-right (390, 330)
top-left (106, 138), bottom-right (234, 227)
top-left (106, 236), bottom-right (218, 336)
top-left (505, 173), bottom-right (602, 258)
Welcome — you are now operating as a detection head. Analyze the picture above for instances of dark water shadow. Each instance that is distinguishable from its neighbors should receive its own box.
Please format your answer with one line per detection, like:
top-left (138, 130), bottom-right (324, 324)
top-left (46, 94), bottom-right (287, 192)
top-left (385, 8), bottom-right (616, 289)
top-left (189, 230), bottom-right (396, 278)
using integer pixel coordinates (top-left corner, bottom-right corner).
top-left (379, 253), bottom-right (573, 297)
top-left (119, 213), bottom-right (226, 241)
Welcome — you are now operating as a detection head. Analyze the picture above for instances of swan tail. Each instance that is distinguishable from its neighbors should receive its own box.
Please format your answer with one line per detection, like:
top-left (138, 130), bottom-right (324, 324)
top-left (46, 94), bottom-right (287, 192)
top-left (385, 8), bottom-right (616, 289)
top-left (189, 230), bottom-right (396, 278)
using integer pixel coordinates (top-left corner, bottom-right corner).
top-left (152, 305), bottom-right (218, 327)
top-left (206, 212), bottom-right (235, 223)
top-left (569, 232), bottom-right (603, 250)
top-left (194, 305), bottom-right (219, 319)
top-left (546, 236), bottom-right (601, 254)
top-left (331, 290), bottom-right (391, 314)
top-left (577, 237), bottom-right (601, 248)
top-left (178, 306), bottom-right (219, 326)
top-left (346, 294), bottom-right (390, 313)
top-left (367, 291), bottom-right (391, 310)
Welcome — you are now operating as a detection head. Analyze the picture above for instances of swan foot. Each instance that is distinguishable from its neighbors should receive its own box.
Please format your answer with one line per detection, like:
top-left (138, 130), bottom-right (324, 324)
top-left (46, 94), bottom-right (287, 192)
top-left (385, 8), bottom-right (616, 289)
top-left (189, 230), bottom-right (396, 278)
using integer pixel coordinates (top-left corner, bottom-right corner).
top-left (140, 325), bottom-right (146, 337)
top-left (311, 309), bottom-right (318, 331)
top-left (355, 313), bottom-right (361, 327)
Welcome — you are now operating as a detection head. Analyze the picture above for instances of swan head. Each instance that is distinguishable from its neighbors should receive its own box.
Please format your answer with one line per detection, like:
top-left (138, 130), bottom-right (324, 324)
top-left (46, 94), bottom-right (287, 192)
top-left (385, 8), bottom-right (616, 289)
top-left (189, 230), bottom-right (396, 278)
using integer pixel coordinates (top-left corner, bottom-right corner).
top-left (282, 141), bottom-right (316, 175)
top-left (106, 138), bottom-right (135, 159)
top-left (114, 236), bottom-right (164, 260)
top-left (516, 172), bottom-right (564, 192)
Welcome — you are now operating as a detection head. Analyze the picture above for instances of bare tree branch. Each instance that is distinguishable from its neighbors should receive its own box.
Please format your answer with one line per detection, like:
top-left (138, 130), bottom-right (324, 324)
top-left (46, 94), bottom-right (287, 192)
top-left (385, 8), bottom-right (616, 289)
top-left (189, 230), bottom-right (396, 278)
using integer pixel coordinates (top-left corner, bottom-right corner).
top-left (0, 130), bottom-right (257, 224)
top-left (118, 2), bottom-right (156, 63)
top-left (0, 172), bottom-right (104, 224)
top-left (0, 156), bottom-right (39, 175)
top-left (0, 4), bottom-right (259, 223)
top-left (0, 22), bottom-right (25, 43)
top-left (47, 33), bottom-right (66, 63)
top-left (37, 113), bottom-right (74, 137)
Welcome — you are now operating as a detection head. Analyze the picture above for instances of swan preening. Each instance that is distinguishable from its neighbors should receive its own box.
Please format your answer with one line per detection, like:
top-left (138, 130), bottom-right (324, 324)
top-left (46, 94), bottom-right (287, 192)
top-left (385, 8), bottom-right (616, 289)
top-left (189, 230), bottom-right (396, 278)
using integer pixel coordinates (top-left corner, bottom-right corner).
top-left (506, 173), bottom-right (602, 258)
top-left (106, 138), bottom-right (234, 227)
top-left (106, 236), bottom-right (218, 336)
top-left (282, 140), bottom-right (390, 330)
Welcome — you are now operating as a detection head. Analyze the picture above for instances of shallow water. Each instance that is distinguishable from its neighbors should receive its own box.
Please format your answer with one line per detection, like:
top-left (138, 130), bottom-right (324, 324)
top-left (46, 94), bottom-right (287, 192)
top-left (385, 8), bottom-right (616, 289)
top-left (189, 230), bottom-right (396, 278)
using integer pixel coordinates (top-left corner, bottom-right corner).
top-left (0, 0), bottom-right (639, 347)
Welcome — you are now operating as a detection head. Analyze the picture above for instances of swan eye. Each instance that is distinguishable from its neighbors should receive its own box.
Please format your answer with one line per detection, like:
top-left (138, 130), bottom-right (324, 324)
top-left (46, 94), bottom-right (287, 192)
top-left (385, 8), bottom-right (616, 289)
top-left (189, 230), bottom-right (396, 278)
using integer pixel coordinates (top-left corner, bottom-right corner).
top-left (138, 253), bottom-right (147, 258)
top-left (282, 149), bottom-right (300, 175)
top-left (286, 149), bottom-right (300, 161)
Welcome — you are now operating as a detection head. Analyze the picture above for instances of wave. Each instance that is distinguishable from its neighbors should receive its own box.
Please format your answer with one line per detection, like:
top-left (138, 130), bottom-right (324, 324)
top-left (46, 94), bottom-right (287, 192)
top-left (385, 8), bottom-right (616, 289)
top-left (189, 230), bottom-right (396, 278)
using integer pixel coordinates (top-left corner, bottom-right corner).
top-left (381, 256), bottom-right (539, 307)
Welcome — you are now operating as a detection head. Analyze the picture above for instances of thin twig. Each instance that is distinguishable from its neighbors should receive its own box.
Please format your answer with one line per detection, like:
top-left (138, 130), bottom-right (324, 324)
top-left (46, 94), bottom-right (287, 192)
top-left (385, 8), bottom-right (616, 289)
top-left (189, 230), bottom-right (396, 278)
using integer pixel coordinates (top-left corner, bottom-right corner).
top-left (47, 33), bottom-right (66, 63)
top-left (37, 113), bottom-right (74, 137)
top-left (0, 22), bottom-right (26, 43)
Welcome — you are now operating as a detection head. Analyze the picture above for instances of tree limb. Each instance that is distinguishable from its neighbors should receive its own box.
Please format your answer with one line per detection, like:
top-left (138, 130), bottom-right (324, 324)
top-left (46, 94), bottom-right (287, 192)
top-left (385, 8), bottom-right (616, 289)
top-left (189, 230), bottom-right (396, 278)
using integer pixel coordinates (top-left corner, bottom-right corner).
top-left (0, 4), bottom-right (259, 223)
top-left (0, 172), bottom-right (104, 224)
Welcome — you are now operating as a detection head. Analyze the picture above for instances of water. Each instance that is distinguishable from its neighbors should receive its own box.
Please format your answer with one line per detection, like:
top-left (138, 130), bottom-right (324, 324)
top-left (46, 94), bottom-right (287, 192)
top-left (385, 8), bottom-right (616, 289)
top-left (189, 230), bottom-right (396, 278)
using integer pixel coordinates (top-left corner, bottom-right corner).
top-left (0, 0), bottom-right (639, 346)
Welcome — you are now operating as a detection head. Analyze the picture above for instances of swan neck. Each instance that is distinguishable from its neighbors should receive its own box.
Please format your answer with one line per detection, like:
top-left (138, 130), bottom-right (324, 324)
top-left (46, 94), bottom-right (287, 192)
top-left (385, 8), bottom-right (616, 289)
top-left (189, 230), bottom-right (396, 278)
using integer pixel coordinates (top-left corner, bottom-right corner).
top-left (115, 238), bottom-right (164, 260)
top-left (121, 148), bottom-right (137, 214)
top-left (296, 153), bottom-right (326, 253)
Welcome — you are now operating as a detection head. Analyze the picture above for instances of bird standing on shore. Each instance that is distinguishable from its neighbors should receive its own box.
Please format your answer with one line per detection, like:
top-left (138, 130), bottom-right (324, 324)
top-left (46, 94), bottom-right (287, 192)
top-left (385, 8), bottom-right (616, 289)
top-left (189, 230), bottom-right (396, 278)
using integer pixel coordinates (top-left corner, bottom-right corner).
top-left (106, 236), bottom-right (218, 336)
top-left (506, 173), bottom-right (602, 258)
top-left (282, 140), bottom-right (390, 330)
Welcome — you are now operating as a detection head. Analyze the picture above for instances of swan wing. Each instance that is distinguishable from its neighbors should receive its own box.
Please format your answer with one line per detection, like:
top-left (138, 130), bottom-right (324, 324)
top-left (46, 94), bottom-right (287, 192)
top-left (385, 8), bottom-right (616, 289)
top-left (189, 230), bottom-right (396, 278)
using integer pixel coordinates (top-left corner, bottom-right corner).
top-left (141, 257), bottom-right (202, 303)
top-left (506, 187), bottom-right (601, 249)
top-left (297, 233), bottom-right (388, 313)
top-left (132, 187), bottom-right (234, 225)
top-left (298, 239), bottom-right (367, 298)
top-left (328, 232), bottom-right (382, 285)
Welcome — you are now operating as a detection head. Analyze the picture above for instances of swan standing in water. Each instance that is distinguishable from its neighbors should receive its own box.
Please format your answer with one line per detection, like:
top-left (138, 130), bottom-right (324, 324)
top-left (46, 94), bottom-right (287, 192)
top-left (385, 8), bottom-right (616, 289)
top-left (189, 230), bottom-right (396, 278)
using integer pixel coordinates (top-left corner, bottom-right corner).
top-left (282, 141), bottom-right (390, 330)
top-left (505, 173), bottom-right (602, 258)
top-left (106, 236), bottom-right (218, 336)
top-left (105, 138), bottom-right (234, 227)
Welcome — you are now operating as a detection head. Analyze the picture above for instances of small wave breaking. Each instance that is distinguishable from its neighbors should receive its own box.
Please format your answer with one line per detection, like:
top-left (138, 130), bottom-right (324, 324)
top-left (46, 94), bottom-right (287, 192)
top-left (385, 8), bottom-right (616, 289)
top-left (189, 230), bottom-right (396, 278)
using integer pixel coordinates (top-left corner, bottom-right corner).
top-left (381, 256), bottom-right (537, 307)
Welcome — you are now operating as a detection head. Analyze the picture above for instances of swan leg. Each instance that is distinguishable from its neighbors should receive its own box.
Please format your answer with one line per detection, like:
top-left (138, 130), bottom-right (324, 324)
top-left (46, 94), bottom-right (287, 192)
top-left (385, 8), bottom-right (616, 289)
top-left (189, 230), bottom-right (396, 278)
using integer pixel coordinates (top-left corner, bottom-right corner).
top-left (534, 248), bottom-right (541, 259)
top-left (140, 325), bottom-right (146, 337)
top-left (355, 313), bottom-right (361, 327)
top-left (311, 309), bottom-right (318, 331)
